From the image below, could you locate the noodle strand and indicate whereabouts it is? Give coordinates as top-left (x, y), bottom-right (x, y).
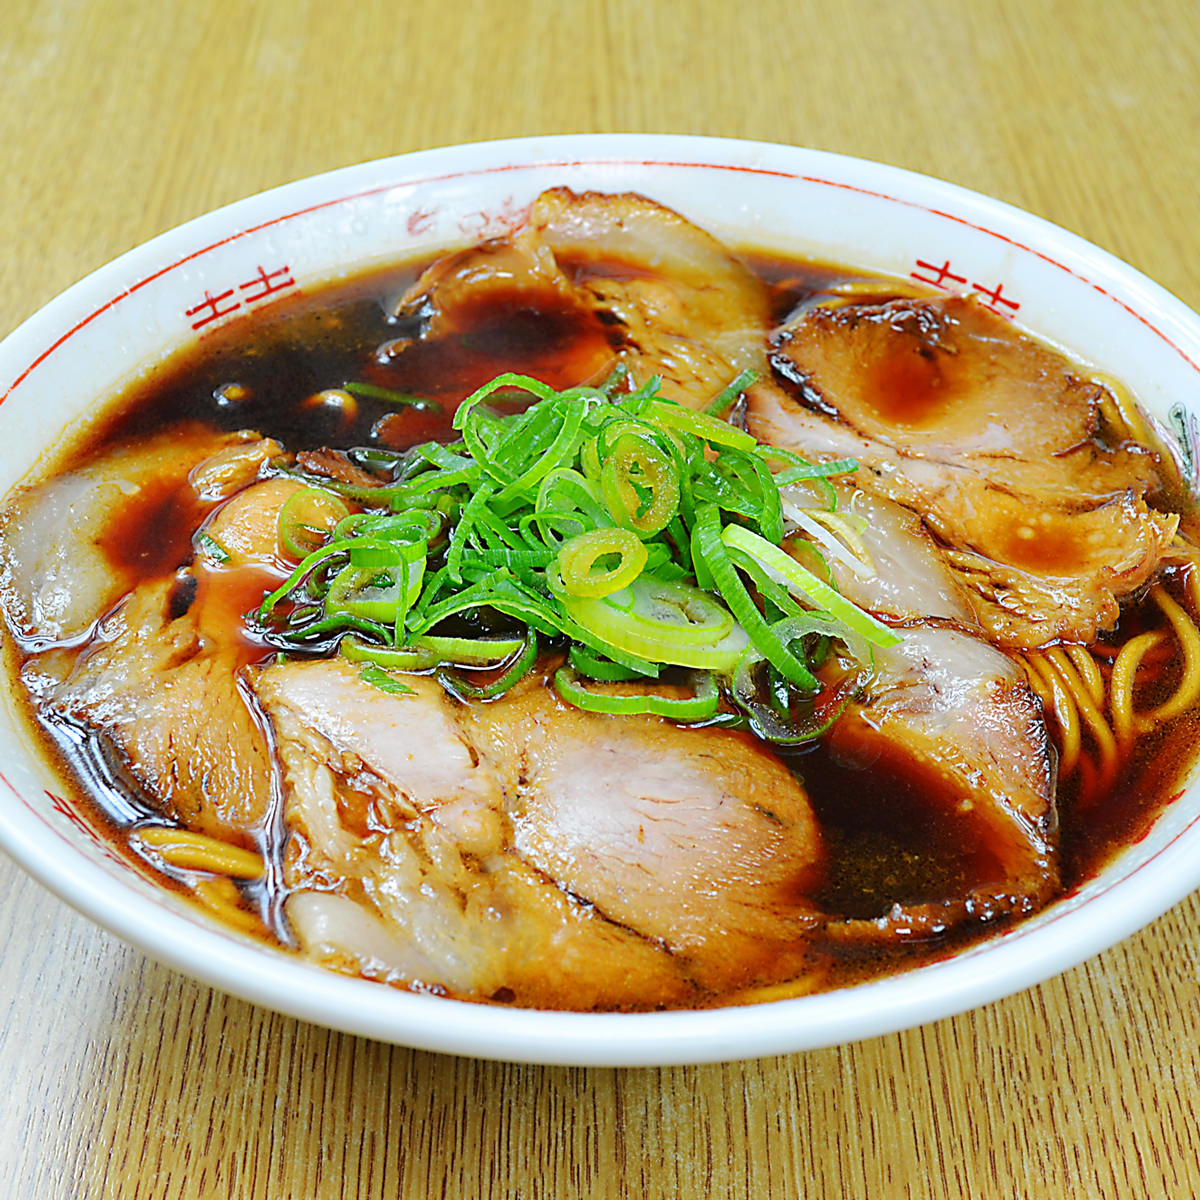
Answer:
top-left (1044, 647), bottom-right (1120, 804)
top-left (136, 826), bottom-right (265, 879)
top-left (1148, 583), bottom-right (1200, 724)
top-left (192, 878), bottom-right (266, 935)
top-left (1065, 643), bottom-right (1105, 706)
top-left (1024, 652), bottom-right (1082, 776)
top-left (1023, 570), bottom-right (1200, 803)
top-left (1110, 630), bottom-right (1165, 748)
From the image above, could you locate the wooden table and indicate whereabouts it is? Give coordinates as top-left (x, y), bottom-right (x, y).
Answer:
top-left (2, 1), bottom-right (1199, 1195)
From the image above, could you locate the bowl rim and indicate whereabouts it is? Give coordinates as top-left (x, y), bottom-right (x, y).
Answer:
top-left (2, 133), bottom-right (1200, 1066)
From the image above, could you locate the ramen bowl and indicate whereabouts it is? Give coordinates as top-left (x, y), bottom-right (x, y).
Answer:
top-left (1, 135), bottom-right (1199, 1066)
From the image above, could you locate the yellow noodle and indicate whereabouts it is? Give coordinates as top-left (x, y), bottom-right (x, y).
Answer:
top-left (1023, 573), bottom-right (1200, 795)
top-left (1044, 647), bottom-right (1120, 797)
top-left (1065, 644), bottom-right (1105, 706)
top-left (193, 878), bottom-right (264, 935)
top-left (1021, 657), bottom-right (1055, 711)
top-left (1146, 584), bottom-right (1200, 723)
top-left (1110, 631), bottom-right (1166, 748)
top-left (137, 826), bottom-right (265, 879)
top-left (1045, 648), bottom-right (1103, 726)
top-left (1024, 653), bottom-right (1082, 776)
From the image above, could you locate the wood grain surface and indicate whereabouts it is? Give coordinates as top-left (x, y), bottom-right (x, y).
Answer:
top-left (2, 1), bottom-right (1200, 1196)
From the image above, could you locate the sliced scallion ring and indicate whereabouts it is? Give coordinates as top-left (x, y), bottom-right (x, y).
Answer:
top-left (731, 630), bottom-right (863, 745)
top-left (558, 589), bottom-right (748, 670)
top-left (557, 528), bottom-right (649, 598)
top-left (278, 488), bottom-right (353, 559)
top-left (341, 632), bottom-right (527, 670)
top-left (567, 643), bottom-right (650, 682)
top-left (600, 431), bottom-right (680, 536)
top-left (438, 629), bottom-right (539, 700)
top-left (553, 666), bottom-right (720, 719)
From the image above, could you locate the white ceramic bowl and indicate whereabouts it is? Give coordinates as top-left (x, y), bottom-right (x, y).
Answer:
top-left (2, 135), bottom-right (1200, 1066)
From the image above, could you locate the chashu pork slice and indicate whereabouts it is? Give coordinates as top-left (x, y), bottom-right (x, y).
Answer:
top-left (822, 626), bottom-right (1058, 943)
top-left (24, 471), bottom-right (298, 841)
top-left (0, 426), bottom-right (276, 646)
top-left (752, 294), bottom-right (1178, 647)
top-left (465, 680), bottom-right (824, 990)
top-left (257, 665), bottom-right (695, 1010)
top-left (809, 484), bottom-right (980, 626)
top-left (252, 660), bottom-right (826, 1008)
top-left (32, 574), bottom-right (277, 841)
top-left (790, 486), bottom-right (1059, 940)
top-left (527, 188), bottom-right (771, 407)
top-left (391, 188), bottom-right (771, 412)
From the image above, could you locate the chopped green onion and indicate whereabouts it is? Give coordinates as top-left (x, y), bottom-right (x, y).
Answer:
top-left (439, 630), bottom-right (539, 699)
top-left (446, 480), bottom-right (494, 582)
top-left (196, 531), bottom-right (231, 564)
top-left (731, 633), bottom-right (861, 745)
top-left (256, 369), bottom-right (892, 736)
top-left (358, 663), bottom-right (417, 695)
top-left (417, 634), bottom-right (525, 663)
top-left (645, 400), bottom-right (757, 450)
top-left (704, 368), bottom-right (758, 416)
top-left (692, 503), bottom-right (819, 692)
top-left (720, 523), bottom-right (900, 650)
top-left (553, 667), bottom-right (720, 719)
top-left (278, 488), bottom-right (353, 559)
top-left (567, 643), bottom-right (649, 682)
top-left (600, 432), bottom-right (680, 535)
top-left (557, 579), bottom-right (749, 671)
top-left (341, 632), bottom-right (525, 671)
top-left (344, 381), bottom-right (441, 410)
top-left (557, 528), bottom-right (648, 598)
